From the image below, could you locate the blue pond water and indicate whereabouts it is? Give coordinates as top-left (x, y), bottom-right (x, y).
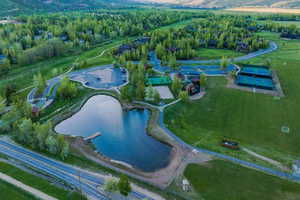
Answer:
top-left (55, 95), bottom-right (172, 172)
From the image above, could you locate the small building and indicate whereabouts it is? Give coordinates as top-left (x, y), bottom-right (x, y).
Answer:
top-left (292, 160), bottom-right (300, 175)
top-left (182, 179), bottom-right (191, 192)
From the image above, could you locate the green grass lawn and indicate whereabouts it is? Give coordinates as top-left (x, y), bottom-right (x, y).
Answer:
top-left (164, 32), bottom-right (300, 165)
top-left (196, 48), bottom-right (244, 60)
top-left (0, 161), bottom-right (85, 200)
top-left (0, 179), bottom-right (39, 200)
top-left (184, 160), bottom-right (300, 200)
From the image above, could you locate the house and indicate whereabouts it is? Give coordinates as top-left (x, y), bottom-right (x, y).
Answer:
top-left (292, 160), bottom-right (300, 175)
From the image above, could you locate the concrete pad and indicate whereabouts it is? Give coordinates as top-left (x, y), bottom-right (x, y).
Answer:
top-left (88, 68), bottom-right (113, 83)
top-left (154, 86), bottom-right (174, 99)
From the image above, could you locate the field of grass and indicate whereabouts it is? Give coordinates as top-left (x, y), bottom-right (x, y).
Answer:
top-left (184, 160), bottom-right (300, 200)
top-left (0, 161), bottom-right (85, 200)
top-left (0, 179), bottom-right (38, 200)
top-left (196, 48), bottom-right (244, 60)
top-left (164, 32), bottom-right (300, 165)
top-left (227, 7), bottom-right (300, 14)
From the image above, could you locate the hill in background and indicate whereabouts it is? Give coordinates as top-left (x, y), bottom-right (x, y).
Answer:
top-left (0, 0), bottom-right (134, 16)
top-left (134, 0), bottom-right (300, 8)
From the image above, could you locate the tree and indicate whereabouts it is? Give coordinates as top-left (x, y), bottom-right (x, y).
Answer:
top-left (154, 90), bottom-right (160, 104)
top-left (120, 86), bottom-right (133, 102)
top-left (57, 77), bottom-right (78, 99)
top-left (0, 96), bottom-right (5, 114)
top-left (136, 82), bottom-right (145, 101)
top-left (145, 86), bottom-right (155, 102)
top-left (168, 54), bottom-right (178, 70)
top-left (0, 58), bottom-right (11, 75)
top-left (179, 91), bottom-right (189, 103)
top-left (220, 56), bottom-right (229, 70)
top-left (45, 135), bottom-right (59, 155)
top-left (117, 175), bottom-right (131, 197)
top-left (171, 76), bottom-right (182, 98)
top-left (34, 122), bottom-right (51, 150)
top-left (4, 84), bottom-right (16, 105)
top-left (200, 74), bottom-right (207, 88)
top-left (17, 118), bottom-right (34, 145)
top-left (0, 106), bottom-right (20, 133)
top-left (104, 178), bottom-right (118, 197)
top-left (33, 73), bottom-right (47, 96)
top-left (60, 141), bottom-right (69, 160)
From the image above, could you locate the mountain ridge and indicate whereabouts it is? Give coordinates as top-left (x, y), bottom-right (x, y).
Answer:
top-left (134, 0), bottom-right (300, 8)
top-left (0, 0), bottom-right (134, 16)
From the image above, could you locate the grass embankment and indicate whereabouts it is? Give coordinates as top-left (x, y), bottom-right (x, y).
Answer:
top-left (0, 161), bottom-right (85, 200)
top-left (0, 179), bottom-right (39, 200)
top-left (184, 160), bottom-right (300, 200)
top-left (164, 32), bottom-right (300, 166)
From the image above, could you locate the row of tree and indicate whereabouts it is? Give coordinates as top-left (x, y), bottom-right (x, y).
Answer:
top-left (120, 62), bottom-right (146, 102)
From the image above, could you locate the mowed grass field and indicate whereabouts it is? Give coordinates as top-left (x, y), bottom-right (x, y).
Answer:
top-left (196, 48), bottom-right (244, 60)
top-left (184, 160), bottom-right (300, 200)
top-left (164, 32), bottom-right (300, 163)
top-left (0, 162), bottom-right (85, 200)
top-left (0, 179), bottom-right (39, 200)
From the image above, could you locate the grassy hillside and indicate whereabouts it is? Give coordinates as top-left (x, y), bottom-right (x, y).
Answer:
top-left (136, 0), bottom-right (300, 8)
top-left (0, 0), bottom-right (133, 16)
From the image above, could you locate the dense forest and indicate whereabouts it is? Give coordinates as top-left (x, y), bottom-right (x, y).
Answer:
top-left (0, 10), bottom-right (204, 74)
top-left (116, 15), bottom-right (269, 63)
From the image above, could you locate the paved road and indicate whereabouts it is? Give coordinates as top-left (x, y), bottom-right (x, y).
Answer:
top-left (0, 140), bottom-right (155, 200)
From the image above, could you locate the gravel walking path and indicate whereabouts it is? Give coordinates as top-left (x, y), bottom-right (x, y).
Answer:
top-left (0, 172), bottom-right (58, 200)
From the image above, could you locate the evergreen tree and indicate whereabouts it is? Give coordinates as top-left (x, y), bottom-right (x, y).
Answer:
top-left (117, 175), bottom-right (131, 197)
top-left (221, 56), bottom-right (229, 70)
top-left (171, 76), bottom-right (182, 98)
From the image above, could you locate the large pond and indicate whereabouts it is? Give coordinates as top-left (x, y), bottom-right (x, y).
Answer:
top-left (55, 95), bottom-right (172, 172)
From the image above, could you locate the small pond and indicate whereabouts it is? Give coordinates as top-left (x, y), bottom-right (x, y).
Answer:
top-left (55, 95), bottom-right (172, 172)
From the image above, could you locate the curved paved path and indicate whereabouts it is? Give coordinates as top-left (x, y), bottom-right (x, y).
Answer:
top-left (177, 42), bottom-right (278, 64)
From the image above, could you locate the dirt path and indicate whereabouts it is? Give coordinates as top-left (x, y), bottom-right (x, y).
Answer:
top-left (242, 147), bottom-right (289, 171)
top-left (0, 172), bottom-right (58, 200)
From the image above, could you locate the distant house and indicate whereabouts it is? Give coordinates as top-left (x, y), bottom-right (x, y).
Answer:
top-left (292, 160), bottom-right (300, 175)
